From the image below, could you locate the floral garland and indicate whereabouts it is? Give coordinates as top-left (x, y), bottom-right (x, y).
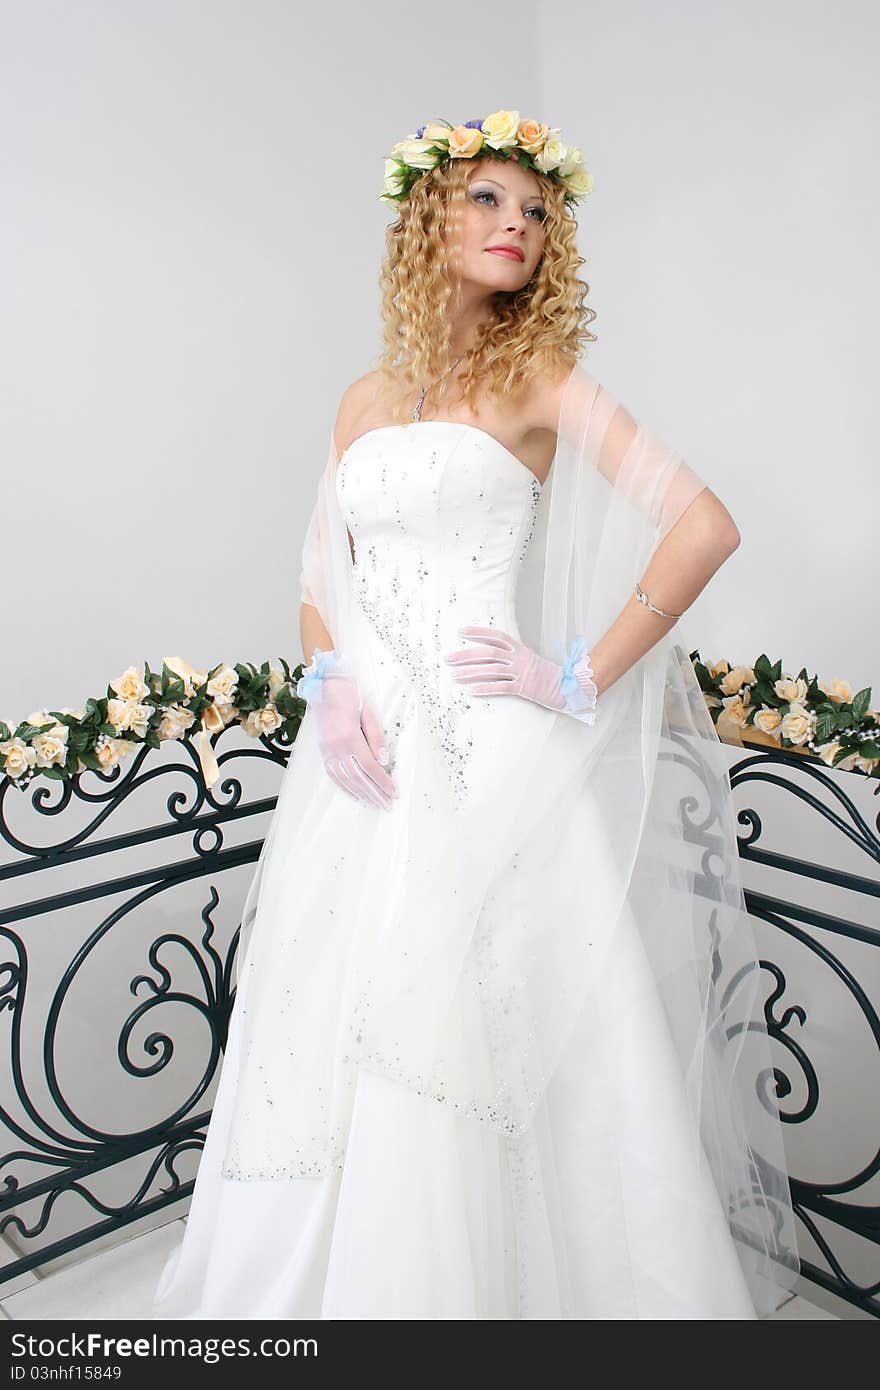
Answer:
top-left (690, 650), bottom-right (879, 777)
top-left (380, 109), bottom-right (594, 208)
top-left (1, 650), bottom-right (878, 792)
top-left (0, 657), bottom-right (307, 792)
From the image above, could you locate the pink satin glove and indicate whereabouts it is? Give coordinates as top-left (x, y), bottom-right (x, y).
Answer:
top-left (444, 626), bottom-right (599, 724)
top-left (296, 648), bottom-right (398, 810)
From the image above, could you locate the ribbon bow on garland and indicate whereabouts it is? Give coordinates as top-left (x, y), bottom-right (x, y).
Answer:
top-left (162, 656), bottom-right (226, 789)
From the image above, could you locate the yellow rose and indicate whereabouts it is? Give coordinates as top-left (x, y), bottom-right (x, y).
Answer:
top-left (268, 667), bottom-right (286, 701)
top-left (394, 137), bottom-right (443, 170)
top-left (447, 126), bottom-right (484, 158)
top-left (707, 659), bottom-right (730, 678)
top-left (110, 666), bottom-right (149, 702)
top-left (481, 109), bottom-right (521, 149)
top-left (856, 753), bottom-right (880, 772)
top-left (562, 166), bottom-right (595, 199)
top-left (780, 704), bottom-right (812, 745)
top-left (1, 737), bottom-right (37, 779)
top-left (775, 676), bottom-right (808, 704)
top-left (721, 692), bottom-right (751, 727)
top-left (516, 119), bottom-right (549, 154)
top-left (32, 724), bottom-right (69, 768)
top-left (720, 665), bottom-right (754, 696)
top-left (753, 708), bottom-right (782, 738)
top-left (243, 706), bottom-right (283, 738)
top-left (818, 677), bottom-right (853, 704)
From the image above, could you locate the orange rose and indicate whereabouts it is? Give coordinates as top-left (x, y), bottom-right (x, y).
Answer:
top-left (447, 126), bottom-right (484, 158)
top-left (516, 119), bottom-right (549, 154)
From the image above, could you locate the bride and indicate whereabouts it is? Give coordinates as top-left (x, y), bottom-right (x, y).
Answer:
top-left (152, 109), bottom-right (801, 1320)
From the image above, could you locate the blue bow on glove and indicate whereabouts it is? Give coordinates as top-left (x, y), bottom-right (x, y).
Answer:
top-left (296, 648), bottom-right (334, 705)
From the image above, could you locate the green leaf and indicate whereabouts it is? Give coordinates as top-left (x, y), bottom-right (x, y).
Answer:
top-left (814, 708), bottom-right (835, 743)
top-left (692, 660), bottom-right (716, 694)
top-left (754, 654), bottom-right (773, 681)
top-left (852, 687), bottom-right (872, 721)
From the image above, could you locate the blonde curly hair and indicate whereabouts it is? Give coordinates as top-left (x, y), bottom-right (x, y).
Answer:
top-left (374, 155), bottom-right (597, 423)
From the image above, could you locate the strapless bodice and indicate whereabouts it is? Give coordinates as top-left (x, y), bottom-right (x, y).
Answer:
top-left (337, 420), bottom-right (542, 619)
top-left (335, 420), bottom-right (546, 800)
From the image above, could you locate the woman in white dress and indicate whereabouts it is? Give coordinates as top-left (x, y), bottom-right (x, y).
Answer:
top-left (152, 109), bottom-right (801, 1320)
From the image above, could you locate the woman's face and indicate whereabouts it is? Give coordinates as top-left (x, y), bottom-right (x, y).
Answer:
top-left (445, 155), bottom-right (547, 292)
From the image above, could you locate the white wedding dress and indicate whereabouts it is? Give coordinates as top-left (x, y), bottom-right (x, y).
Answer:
top-left (151, 421), bottom-right (760, 1320)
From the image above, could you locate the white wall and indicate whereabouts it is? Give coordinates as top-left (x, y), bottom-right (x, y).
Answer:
top-left (537, 0), bottom-right (878, 693)
top-left (0, 0), bottom-right (538, 716)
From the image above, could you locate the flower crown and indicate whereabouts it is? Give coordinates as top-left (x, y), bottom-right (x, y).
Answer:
top-left (379, 108), bottom-right (594, 209)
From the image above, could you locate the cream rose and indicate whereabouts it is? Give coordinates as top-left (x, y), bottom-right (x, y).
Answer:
top-left (267, 667), bottom-right (286, 702)
top-left (95, 738), bottom-right (121, 770)
top-left (25, 710), bottom-right (53, 729)
top-left (707, 659), bottom-right (730, 678)
top-left (207, 666), bottom-right (239, 707)
top-left (721, 693), bottom-right (751, 728)
top-left (816, 739), bottom-right (842, 766)
top-left (1, 737), bottom-right (37, 779)
top-left (775, 676), bottom-right (808, 705)
top-left (106, 698), bottom-right (151, 739)
top-left (382, 158), bottom-right (408, 198)
top-left (515, 119), bottom-right (549, 154)
top-left (393, 137), bottom-right (443, 170)
top-left (158, 704), bottom-right (196, 742)
top-left (818, 677), bottom-right (853, 704)
top-left (720, 665), bottom-right (755, 696)
top-left (447, 126), bottom-right (484, 158)
top-left (32, 724), bottom-right (69, 768)
top-left (534, 132), bottom-right (569, 173)
top-left (753, 708), bottom-right (783, 738)
top-left (562, 165), bottom-right (595, 198)
top-left (480, 109), bottom-right (520, 149)
top-left (110, 666), bottom-right (149, 702)
top-left (243, 705), bottom-right (284, 738)
top-left (780, 704), bottom-right (812, 745)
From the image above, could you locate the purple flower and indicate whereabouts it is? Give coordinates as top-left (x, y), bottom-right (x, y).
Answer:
top-left (416, 125), bottom-right (425, 138)
top-left (463, 119), bottom-right (484, 129)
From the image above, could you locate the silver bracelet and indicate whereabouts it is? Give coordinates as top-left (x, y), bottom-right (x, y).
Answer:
top-left (634, 580), bottom-right (683, 619)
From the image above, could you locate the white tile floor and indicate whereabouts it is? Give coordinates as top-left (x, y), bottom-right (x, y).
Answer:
top-left (0, 1221), bottom-right (848, 1320)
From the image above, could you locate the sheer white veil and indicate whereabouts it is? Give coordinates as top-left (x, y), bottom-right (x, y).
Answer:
top-left (225, 357), bottom-right (800, 1316)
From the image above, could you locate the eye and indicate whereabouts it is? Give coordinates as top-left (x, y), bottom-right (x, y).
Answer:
top-left (470, 189), bottom-right (547, 223)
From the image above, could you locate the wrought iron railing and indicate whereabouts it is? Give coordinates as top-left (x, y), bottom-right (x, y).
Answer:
top-left (0, 722), bottom-right (877, 1315)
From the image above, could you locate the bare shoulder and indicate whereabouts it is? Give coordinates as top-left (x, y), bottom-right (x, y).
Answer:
top-left (522, 356), bottom-right (576, 434)
top-left (332, 370), bottom-right (383, 456)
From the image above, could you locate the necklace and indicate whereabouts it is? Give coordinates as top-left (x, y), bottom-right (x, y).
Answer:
top-left (411, 354), bottom-right (463, 422)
